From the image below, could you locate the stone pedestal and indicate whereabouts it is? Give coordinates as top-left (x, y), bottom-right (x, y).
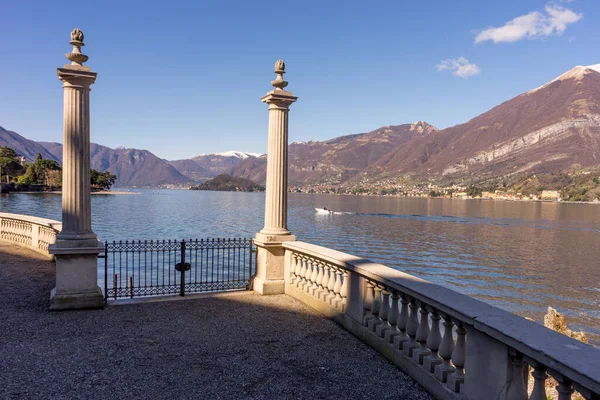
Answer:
top-left (253, 233), bottom-right (296, 294)
top-left (50, 242), bottom-right (104, 310)
top-left (254, 60), bottom-right (297, 295)
top-left (48, 28), bottom-right (103, 310)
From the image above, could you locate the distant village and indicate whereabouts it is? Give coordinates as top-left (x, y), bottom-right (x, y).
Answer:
top-left (289, 174), bottom-right (600, 203)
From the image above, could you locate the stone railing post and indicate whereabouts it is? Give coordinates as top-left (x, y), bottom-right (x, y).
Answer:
top-left (253, 60), bottom-right (297, 295)
top-left (31, 225), bottom-right (39, 250)
top-left (463, 326), bottom-right (512, 399)
top-left (343, 272), bottom-right (366, 331)
top-left (48, 28), bottom-right (104, 310)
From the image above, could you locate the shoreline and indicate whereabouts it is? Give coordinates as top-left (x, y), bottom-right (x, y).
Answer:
top-left (288, 191), bottom-right (600, 204)
top-left (3, 190), bottom-right (141, 195)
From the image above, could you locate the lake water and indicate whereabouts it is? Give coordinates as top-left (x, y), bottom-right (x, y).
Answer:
top-left (2, 189), bottom-right (599, 345)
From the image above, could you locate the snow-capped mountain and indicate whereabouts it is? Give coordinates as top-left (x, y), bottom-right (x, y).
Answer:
top-left (210, 151), bottom-right (263, 159)
top-left (169, 151), bottom-right (262, 182)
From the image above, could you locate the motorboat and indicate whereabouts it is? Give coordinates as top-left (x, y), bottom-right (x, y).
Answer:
top-left (315, 207), bottom-right (334, 214)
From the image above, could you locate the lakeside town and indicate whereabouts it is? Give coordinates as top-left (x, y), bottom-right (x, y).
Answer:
top-left (289, 172), bottom-right (600, 203)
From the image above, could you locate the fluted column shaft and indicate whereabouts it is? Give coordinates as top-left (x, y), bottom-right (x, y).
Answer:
top-left (58, 74), bottom-right (96, 241)
top-left (261, 100), bottom-right (292, 235)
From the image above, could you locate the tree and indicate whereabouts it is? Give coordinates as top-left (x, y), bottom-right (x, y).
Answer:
top-left (91, 169), bottom-right (117, 190)
top-left (24, 156), bottom-right (61, 184)
top-left (0, 146), bottom-right (19, 159)
top-left (45, 170), bottom-right (61, 187)
top-left (0, 157), bottom-right (24, 179)
top-left (466, 185), bottom-right (483, 198)
top-left (0, 147), bottom-right (24, 181)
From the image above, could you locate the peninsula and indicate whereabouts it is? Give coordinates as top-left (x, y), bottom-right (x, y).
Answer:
top-left (189, 174), bottom-right (264, 192)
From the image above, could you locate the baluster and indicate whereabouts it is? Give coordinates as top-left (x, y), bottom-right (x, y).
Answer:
top-left (505, 350), bottom-right (527, 400)
top-left (326, 265), bottom-right (336, 303)
top-left (434, 314), bottom-right (455, 382)
top-left (309, 259), bottom-right (319, 294)
top-left (298, 256), bottom-right (307, 289)
top-left (303, 258), bottom-right (313, 292)
top-left (321, 264), bottom-right (331, 302)
top-left (290, 253), bottom-right (298, 284)
top-left (332, 268), bottom-right (343, 307)
top-left (529, 363), bottom-right (548, 400)
top-left (363, 280), bottom-right (374, 326)
top-left (553, 374), bottom-right (574, 400)
top-left (574, 385), bottom-right (600, 400)
top-left (384, 290), bottom-right (399, 344)
top-left (294, 254), bottom-right (303, 285)
top-left (393, 294), bottom-right (410, 350)
top-left (339, 270), bottom-right (349, 308)
top-left (375, 289), bottom-right (391, 338)
top-left (402, 297), bottom-right (420, 356)
top-left (315, 261), bottom-right (324, 296)
top-left (368, 285), bottom-right (383, 331)
top-left (413, 302), bottom-right (431, 364)
top-left (423, 308), bottom-right (442, 373)
top-left (447, 321), bottom-right (466, 392)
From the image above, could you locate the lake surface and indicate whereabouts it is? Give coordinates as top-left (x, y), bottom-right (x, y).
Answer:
top-left (2, 189), bottom-right (599, 345)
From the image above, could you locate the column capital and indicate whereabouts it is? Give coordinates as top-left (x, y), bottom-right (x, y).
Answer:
top-left (57, 68), bottom-right (97, 87)
top-left (261, 90), bottom-right (297, 109)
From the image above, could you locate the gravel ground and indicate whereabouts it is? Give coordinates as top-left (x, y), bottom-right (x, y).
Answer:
top-left (0, 242), bottom-right (433, 400)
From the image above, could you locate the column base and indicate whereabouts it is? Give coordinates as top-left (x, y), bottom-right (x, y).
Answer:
top-left (253, 232), bottom-right (296, 296)
top-left (254, 232), bottom-right (296, 244)
top-left (49, 240), bottom-right (104, 311)
top-left (253, 276), bottom-right (285, 295)
top-left (50, 286), bottom-right (104, 310)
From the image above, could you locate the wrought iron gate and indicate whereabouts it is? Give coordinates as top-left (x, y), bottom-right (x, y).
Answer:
top-left (102, 238), bottom-right (254, 302)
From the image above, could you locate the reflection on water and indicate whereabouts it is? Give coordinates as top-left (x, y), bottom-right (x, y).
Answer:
top-left (2, 190), bottom-right (599, 345)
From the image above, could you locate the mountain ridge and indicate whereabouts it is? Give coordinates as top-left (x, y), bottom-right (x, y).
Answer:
top-left (366, 64), bottom-right (600, 183)
top-left (3, 64), bottom-right (599, 188)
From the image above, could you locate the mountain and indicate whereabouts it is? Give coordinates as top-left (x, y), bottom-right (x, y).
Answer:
top-left (0, 127), bottom-right (60, 162)
top-left (370, 64), bottom-right (600, 183)
top-left (5, 64), bottom-right (599, 188)
top-left (90, 145), bottom-right (191, 186)
top-left (230, 121), bottom-right (438, 185)
top-left (169, 151), bottom-right (263, 182)
top-left (211, 151), bottom-right (262, 159)
top-left (38, 141), bottom-right (192, 187)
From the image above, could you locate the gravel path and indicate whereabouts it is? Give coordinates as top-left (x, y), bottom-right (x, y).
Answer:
top-left (0, 242), bottom-right (433, 400)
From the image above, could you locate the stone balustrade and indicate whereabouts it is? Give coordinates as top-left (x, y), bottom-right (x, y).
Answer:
top-left (0, 212), bottom-right (62, 257)
top-left (283, 241), bottom-right (600, 400)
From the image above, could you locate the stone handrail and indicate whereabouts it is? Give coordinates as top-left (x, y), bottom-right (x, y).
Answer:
top-left (282, 241), bottom-right (600, 400)
top-left (0, 213), bottom-right (62, 257)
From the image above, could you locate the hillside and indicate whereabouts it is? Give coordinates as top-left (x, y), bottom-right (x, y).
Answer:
top-left (370, 65), bottom-right (600, 183)
top-left (230, 121), bottom-right (438, 185)
top-left (4, 64), bottom-right (600, 189)
top-left (0, 127), bottom-right (60, 162)
top-left (189, 174), bottom-right (264, 192)
top-left (169, 151), bottom-right (260, 182)
top-left (39, 142), bottom-right (192, 187)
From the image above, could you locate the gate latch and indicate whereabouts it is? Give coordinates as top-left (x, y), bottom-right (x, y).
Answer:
top-left (175, 262), bottom-right (191, 272)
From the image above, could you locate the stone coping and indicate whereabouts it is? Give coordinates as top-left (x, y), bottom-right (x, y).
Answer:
top-left (0, 212), bottom-right (62, 231)
top-left (283, 240), bottom-right (600, 394)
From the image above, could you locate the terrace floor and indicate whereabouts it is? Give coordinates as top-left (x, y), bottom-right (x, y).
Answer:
top-left (0, 242), bottom-right (433, 400)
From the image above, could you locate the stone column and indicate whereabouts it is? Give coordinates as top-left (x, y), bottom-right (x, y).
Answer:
top-left (253, 60), bottom-right (297, 295)
top-left (48, 28), bottom-right (104, 310)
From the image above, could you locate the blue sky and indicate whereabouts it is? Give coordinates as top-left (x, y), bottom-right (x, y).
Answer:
top-left (0, 0), bottom-right (597, 160)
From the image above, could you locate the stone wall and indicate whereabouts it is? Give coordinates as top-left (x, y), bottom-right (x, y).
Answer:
top-left (0, 213), bottom-right (62, 258)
